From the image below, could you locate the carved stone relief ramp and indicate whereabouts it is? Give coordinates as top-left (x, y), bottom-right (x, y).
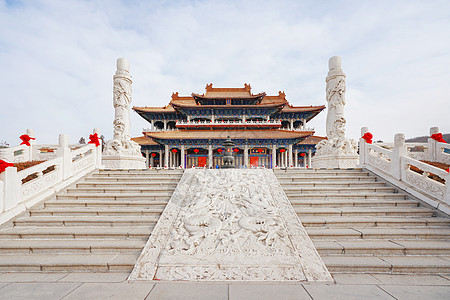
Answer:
top-left (129, 169), bottom-right (332, 282)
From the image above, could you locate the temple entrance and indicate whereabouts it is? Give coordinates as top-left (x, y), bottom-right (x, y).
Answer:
top-left (249, 147), bottom-right (270, 168)
top-left (250, 156), bottom-right (258, 167)
top-left (198, 156), bottom-right (207, 167)
top-left (186, 148), bottom-right (208, 168)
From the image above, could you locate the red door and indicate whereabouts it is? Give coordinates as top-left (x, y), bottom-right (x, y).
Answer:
top-left (250, 156), bottom-right (259, 167)
top-left (198, 156), bottom-right (207, 167)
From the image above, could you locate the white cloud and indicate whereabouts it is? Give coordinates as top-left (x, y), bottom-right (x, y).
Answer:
top-left (0, 0), bottom-right (449, 145)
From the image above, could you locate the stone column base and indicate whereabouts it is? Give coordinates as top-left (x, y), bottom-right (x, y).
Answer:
top-left (102, 155), bottom-right (146, 169)
top-left (312, 154), bottom-right (359, 169)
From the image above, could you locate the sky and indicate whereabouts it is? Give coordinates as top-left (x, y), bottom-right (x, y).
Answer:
top-left (0, 0), bottom-right (449, 146)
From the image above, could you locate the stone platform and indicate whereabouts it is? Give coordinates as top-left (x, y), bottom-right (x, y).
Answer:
top-left (129, 169), bottom-right (332, 282)
top-left (1, 272), bottom-right (450, 299)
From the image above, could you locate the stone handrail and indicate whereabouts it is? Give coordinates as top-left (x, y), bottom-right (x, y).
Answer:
top-left (436, 142), bottom-right (450, 164)
top-left (0, 144), bottom-right (33, 163)
top-left (360, 127), bottom-right (450, 214)
top-left (0, 132), bottom-right (102, 224)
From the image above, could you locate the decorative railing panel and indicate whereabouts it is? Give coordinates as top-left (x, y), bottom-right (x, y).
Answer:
top-left (401, 157), bottom-right (447, 200)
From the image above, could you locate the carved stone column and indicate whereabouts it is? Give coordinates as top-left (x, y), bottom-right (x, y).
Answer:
top-left (308, 149), bottom-right (312, 167)
top-left (312, 56), bottom-right (358, 169)
top-left (164, 145), bottom-right (169, 168)
top-left (294, 149), bottom-right (298, 168)
top-left (181, 145), bottom-right (185, 169)
top-left (288, 144), bottom-right (293, 167)
top-left (244, 144), bottom-right (249, 168)
top-left (272, 144), bottom-right (276, 168)
top-left (103, 58), bottom-right (145, 169)
top-left (208, 145), bottom-right (213, 168)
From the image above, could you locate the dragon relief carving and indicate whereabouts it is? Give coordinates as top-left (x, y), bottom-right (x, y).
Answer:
top-left (129, 169), bottom-right (332, 282)
top-left (162, 170), bottom-right (291, 259)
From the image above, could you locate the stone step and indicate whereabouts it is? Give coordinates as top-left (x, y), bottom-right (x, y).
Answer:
top-left (284, 186), bottom-right (397, 194)
top-left (98, 169), bottom-right (184, 175)
top-left (0, 253), bottom-right (139, 272)
top-left (300, 216), bottom-right (450, 228)
top-left (88, 175), bottom-right (182, 181)
top-left (277, 177), bottom-right (378, 183)
top-left (295, 207), bottom-right (433, 217)
top-left (322, 255), bottom-right (450, 274)
top-left (76, 182), bottom-right (179, 188)
top-left (314, 240), bottom-right (450, 255)
top-left (66, 186), bottom-right (176, 194)
top-left (44, 200), bottom-right (168, 208)
top-left (13, 216), bottom-right (158, 227)
top-left (290, 199), bottom-right (419, 207)
top-left (0, 226), bottom-right (152, 240)
top-left (0, 239), bottom-right (146, 254)
top-left (288, 194), bottom-right (408, 200)
top-left (29, 207), bottom-right (165, 217)
top-left (306, 227), bottom-right (450, 240)
top-left (279, 181), bottom-right (386, 188)
top-left (56, 194), bottom-right (172, 201)
top-left (274, 169), bottom-right (366, 175)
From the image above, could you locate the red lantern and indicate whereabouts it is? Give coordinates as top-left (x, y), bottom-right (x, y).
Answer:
top-left (172, 149), bottom-right (177, 153)
top-left (300, 153), bottom-right (306, 157)
top-left (280, 149), bottom-right (286, 153)
top-left (217, 148), bottom-right (223, 153)
top-left (258, 148), bottom-right (263, 153)
top-left (194, 149), bottom-right (199, 153)
top-left (151, 153), bottom-right (157, 157)
top-left (233, 148), bottom-right (239, 152)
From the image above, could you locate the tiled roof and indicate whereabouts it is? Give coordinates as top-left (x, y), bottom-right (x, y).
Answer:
top-left (297, 135), bottom-right (326, 144)
top-left (131, 136), bottom-right (160, 145)
top-left (281, 105), bottom-right (326, 113)
top-left (144, 129), bottom-right (313, 140)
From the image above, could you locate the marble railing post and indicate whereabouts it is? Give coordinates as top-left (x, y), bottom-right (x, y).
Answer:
top-left (272, 144), bottom-right (277, 168)
top-left (359, 127), bottom-right (369, 167)
top-left (93, 128), bottom-right (102, 168)
top-left (391, 133), bottom-right (407, 180)
top-left (0, 166), bottom-right (19, 212)
top-left (428, 127), bottom-right (439, 162)
top-left (57, 134), bottom-right (71, 180)
top-left (26, 129), bottom-right (35, 161)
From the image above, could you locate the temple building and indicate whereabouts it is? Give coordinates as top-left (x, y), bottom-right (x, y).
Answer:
top-left (132, 84), bottom-right (325, 168)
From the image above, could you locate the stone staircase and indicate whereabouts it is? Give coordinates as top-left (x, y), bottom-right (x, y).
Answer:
top-left (275, 168), bottom-right (450, 275)
top-left (0, 169), bottom-right (183, 272)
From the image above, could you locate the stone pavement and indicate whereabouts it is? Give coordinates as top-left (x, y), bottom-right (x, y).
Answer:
top-left (0, 272), bottom-right (449, 299)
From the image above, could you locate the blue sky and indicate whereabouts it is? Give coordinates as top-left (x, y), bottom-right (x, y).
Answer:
top-left (0, 0), bottom-right (449, 145)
